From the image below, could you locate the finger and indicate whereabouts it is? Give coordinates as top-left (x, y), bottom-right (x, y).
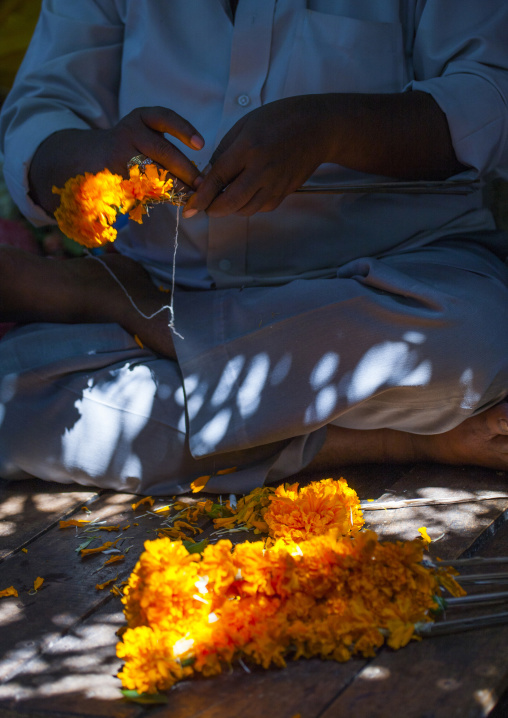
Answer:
top-left (183, 158), bottom-right (242, 216)
top-left (135, 128), bottom-right (203, 189)
top-left (138, 106), bottom-right (204, 150)
top-left (232, 187), bottom-right (286, 217)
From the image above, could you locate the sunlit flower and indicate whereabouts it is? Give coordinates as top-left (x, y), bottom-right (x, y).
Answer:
top-left (116, 523), bottom-right (464, 695)
top-left (264, 478), bottom-right (364, 543)
top-left (53, 164), bottom-right (185, 248)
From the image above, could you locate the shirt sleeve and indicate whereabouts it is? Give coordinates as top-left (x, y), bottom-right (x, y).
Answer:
top-left (0, 0), bottom-right (124, 225)
top-left (405, 0), bottom-right (508, 179)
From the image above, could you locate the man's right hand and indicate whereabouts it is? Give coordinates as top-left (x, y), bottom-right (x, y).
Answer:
top-left (28, 106), bottom-right (205, 216)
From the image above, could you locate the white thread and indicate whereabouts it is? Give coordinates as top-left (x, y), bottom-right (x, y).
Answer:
top-left (86, 204), bottom-right (184, 340)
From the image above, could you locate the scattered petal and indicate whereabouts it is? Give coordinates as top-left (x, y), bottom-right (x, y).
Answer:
top-left (190, 475), bottom-right (211, 493)
top-left (418, 527), bottom-right (432, 545)
top-left (0, 586), bottom-right (18, 598)
top-left (131, 497), bottom-right (154, 511)
top-left (104, 554), bottom-right (125, 566)
top-left (96, 576), bottom-right (118, 590)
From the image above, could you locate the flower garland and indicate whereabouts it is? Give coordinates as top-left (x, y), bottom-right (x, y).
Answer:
top-left (52, 163), bottom-right (185, 248)
top-left (117, 530), bottom-right (464, 696)
top-left (116, 478), bottom-right (465, 699)
top-left (188, 477), bottom-right (365, 543)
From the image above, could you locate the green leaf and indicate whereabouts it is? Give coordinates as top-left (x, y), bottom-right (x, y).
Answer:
top-left (75, 538), bottom-right (95, 553)
top-left (184, 538), bottom-right (209, 554)
top-left (206, 503), bottom-right (233, 519)
top-left (121, 690), bottom-right (168, 704)
top-left (430, 594), bottom-right (448, 615)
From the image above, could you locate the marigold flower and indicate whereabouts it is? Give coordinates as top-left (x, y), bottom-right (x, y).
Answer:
top-left (53, 164), bottom-right (185, 249)
top-left (116, 526), bottom-right (464, 694)
top-left (264, 478), bottom-right (364, 543)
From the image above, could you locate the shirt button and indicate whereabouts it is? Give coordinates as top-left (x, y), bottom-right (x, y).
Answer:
top-left (219, 258), bottom-right (232, 271)
top-left (237, 94), bottom-right (250, 107)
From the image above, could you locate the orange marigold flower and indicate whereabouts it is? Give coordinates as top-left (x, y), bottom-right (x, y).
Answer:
top-left (264, 478), bottom-right (364, 543)
top-left (53, 169), bottom-right (125, 248)
top-left (53, 164), bottom-right (185, 248)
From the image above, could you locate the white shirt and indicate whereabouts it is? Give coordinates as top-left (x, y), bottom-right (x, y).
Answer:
top-left (2, 0), bottom-right (508, 289)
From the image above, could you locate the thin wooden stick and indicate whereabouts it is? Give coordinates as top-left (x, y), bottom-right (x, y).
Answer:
top-left (360, 493), bottom-right (508, 511)
top-left (416, 611), bottom-right (508, 637)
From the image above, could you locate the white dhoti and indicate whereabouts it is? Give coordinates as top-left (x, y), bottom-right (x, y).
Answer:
top-left (1, 239), bottom-right (508, 495)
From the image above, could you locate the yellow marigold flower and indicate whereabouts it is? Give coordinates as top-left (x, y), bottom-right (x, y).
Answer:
top-left (59, 519), bottom-right (91, 528)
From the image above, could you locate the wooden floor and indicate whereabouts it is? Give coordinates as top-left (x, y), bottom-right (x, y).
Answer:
top-left (2, 462), bottom-right (508, 718)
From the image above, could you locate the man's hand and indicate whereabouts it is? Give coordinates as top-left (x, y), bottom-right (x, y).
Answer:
top-left (183, 91), bottom-right (465, 219)
top-left (183, 96), bottom-right (333, 218)
top-left (29, 106), bottom-right (205, 215)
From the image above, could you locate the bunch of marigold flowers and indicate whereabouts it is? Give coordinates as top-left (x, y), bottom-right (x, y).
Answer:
top-left (52, 164), bottom-right (185, 248)
top-left (116, 527), bottom-right (464, 696)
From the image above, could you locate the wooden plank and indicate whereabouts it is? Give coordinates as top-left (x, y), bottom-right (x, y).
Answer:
top-left (0, 598), bottom-right (143, 718)
top-left (149, 658), bottom-right (367, 718)
top-left (0, 478), bottom-right (98, 561)
top-left (318, 627), bottom-right (508, 718)
top-left (476, 517), bottom-right (508, 559)
top-left (314, 463), bottom-right (508, 718)
top-left (362, 464), bottom-right (508, 559)
top-left (289, 462), bottom-right (409, 500)
top-left (0, 491), bottom-right (183, 684)
top-left (2, 463), bottom-right (506, 718)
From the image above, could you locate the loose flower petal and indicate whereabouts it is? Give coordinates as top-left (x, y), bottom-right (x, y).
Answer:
top-left (132, 497), bottom-right (154, 511)
top-left (0, 586), bottom-right (18, 598)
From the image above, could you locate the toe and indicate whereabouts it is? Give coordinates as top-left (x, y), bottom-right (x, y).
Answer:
top-left (482, 401), bottom-right (508, 436)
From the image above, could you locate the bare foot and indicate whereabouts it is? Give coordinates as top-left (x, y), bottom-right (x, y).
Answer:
top-left (309, 402), bottom-right (508, 472)
top-left (417, 401), bottom-right (508, 470)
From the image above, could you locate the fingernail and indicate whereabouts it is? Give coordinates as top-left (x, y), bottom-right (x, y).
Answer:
top-left (500, 419), bottom-right (508, 433)
top-left (190, 134), bottom-right (204, 150)
top-left (193, 176), bottom-right (203, 189)
top-left (183, 208), bottom-right (198, 219)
